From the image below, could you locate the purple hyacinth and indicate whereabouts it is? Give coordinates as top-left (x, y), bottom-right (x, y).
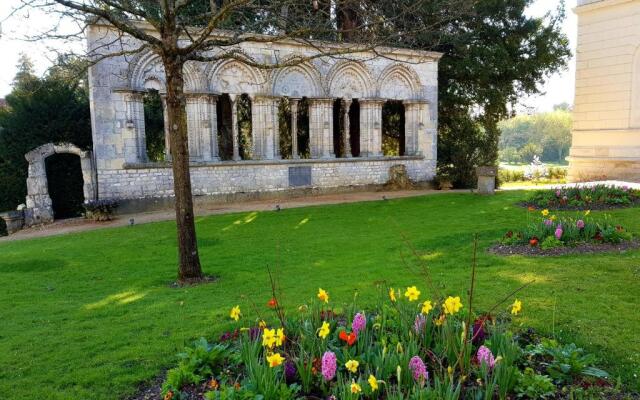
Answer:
top-left (477, 345), bottom-right (496, 369)
top-left (555, 226), bottom-right (563, 240)
top-left (352, 312), bottom-right (366, 335)
top-left (284, 361), bottom-right (297, 382)
top-left (321, 351), bottom-right (337, 381)
top-left (472, 319), bottom-right (487, 345)
top-left (408, 356), bottom-right (428, 383)
top-left (544, 219), bottom-right (553, 227)
top-left (414, 314), bottom-right (426, 334)
top-left (576, 219), bottom-right (585, 229)
top-left (556, 190), bottom-right (561, 197)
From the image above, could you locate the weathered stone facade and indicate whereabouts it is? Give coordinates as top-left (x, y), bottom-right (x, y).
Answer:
top-left (86, 22), bottom-right (441, 207)
top-left (569, 0), bottom-right (640, 182)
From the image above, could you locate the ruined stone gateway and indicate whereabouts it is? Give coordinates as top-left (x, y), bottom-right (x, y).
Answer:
top-left (24, 21), bottom-right (442, 222)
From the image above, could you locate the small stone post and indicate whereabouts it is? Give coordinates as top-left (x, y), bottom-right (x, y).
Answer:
top-left (476, 166), bottom-right (498, 195)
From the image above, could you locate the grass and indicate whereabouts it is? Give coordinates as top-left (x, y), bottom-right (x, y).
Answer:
top-left (1, 191), bottom-right (639, 399)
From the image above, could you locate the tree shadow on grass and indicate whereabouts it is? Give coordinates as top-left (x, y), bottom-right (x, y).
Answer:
top-left (0, 259), bottom-right (67, 274)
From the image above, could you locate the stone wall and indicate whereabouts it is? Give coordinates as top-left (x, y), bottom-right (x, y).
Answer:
top-left (87, 22), bottom-right (441, 204)
top-left (569, 0), bottom-right (640, 182)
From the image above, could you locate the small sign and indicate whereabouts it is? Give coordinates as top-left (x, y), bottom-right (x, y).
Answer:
top-left (289, 166), bottom-right (312, 187)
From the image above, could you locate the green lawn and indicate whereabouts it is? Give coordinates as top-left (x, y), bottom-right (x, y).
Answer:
top-left (1, 191), bottom-right (639, 399)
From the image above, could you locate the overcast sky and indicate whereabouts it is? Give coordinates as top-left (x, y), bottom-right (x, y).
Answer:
top-left (0, 0), bottom-right (578, 113)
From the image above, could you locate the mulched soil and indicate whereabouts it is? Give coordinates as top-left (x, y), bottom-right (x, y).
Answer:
top-left (519, 198), bottom-right (640, 211)
top-left (489, 240), bottom-right (640, 257)
top-left (127, 376), bottom-right (212, 400)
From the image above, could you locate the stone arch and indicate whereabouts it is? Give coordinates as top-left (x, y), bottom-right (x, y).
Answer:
top-left (630, 45), bottom-right (640, 128)
top-left (377, 63), bottom-right (422, 100)
top-left (129, 51), bottom-right (166, 92)
top-left (24, 143), bottom-right (96, 226)
top-left (207, 58), bottom-right (265, 95)
top-left (326, 61), bottom-right (373, 99)
top-left (271, 60), bottom-right (323, 98)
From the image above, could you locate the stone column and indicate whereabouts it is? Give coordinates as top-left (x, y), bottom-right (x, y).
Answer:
top-left (24, 144), bottom-right (54, 225)
top-left (120, 90), bottom-right (147, 163)
top-left (186, 93), bottom-right (220, 162)
top-left (308, 98), bottom-right (335, 159)
top-left (290, 98), bottom-right (300, 160)
top-left (230, 94), bottom-right (241, 161)
top-left (404, 100), bottom-right (429, 156)
top-left (343, 99), bottom-right (352, 158)
top-left (268, 97), bottom-right (281, 160)
top-left (359, 99), bottom-right (384, 157)
top-left (161, 96), bottom-right (171, 161)
top-left (251, 96), bottom-right (279, 160)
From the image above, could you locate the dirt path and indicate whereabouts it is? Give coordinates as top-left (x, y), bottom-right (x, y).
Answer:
top-left (1, 188), bottom-right (468, 242)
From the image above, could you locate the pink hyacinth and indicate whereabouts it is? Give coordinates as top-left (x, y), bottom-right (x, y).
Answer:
top-left (408, 356), bottom-right (428, 383)
top-left (477, 345), bottom-right (496, 369)
top-left (556, 190), bottom-right (561, 197)
top-left (321, 351), bottom-right (337, 381)
top-left (576, 219), bottom-right (585, 229)
top-left (555, 226), bottom-right (563, 240)
top-left (352, 313), bottom-right (366, 335)
top-left (414, 314), bottom-right (426, 334)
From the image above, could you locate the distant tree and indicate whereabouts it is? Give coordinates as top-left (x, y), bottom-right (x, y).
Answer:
top-left (553, 102), bottom-right (572, 112)
top-left (498, 146), bottom-right (522, 164)
top-left (12, 53), bottom-right (38, 90)
top-left (519, 142), bottom-right (543, 163)
top-left (539, 110), bottom-right (572, 162)
top-left (0, 58), bottom-right (91, 212)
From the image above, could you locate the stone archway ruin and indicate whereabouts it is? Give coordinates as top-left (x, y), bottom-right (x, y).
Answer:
top-left (24, 143), bottom-right (96, 226)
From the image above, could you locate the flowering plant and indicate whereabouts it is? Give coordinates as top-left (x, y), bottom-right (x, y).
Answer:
top-left (526, 184), bottom-right (640, 210)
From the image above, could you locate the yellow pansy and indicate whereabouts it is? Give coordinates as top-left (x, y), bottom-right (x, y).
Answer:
top-left (276, 328), bottom-right (286, 346)
top-left (421, 300), bottom-right (434, 315)
top-left (511, 299), bottom-right (522, 315)
top-left (350, 381), bottom-right (362, 394)
top-left (266, 353), bottom-right (285, 367)
top-left (443, 296), bottom-right (463, 315)
top-left (229, 306), bottom-right (241, 321)
top-left (345, 359), bottom-right (359, 373)
top-left (404, 286), bottom-right (421, 301)
top-left (541, 209), bottom-right (549, 217)
top-left (317, 288), bottom-right (329, 303)
top-left (262, 328), bottom-right (276, 348)
top-left (318, 321), bottom-right (330, 339)
top-left (368, 375), bottom-right (378, 391)
top-left (389, 288), bottom-right (397, 302)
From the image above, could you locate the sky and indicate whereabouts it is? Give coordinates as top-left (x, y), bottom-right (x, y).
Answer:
top-left (0, 0), bottom-right (578, 113)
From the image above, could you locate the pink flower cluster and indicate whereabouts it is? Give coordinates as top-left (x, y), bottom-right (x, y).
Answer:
top-left (576, 219), bottom-right (585, 229)
top-left (408, 356), bottom-right (428, 383)
top-left (352, 313), bottom-right (366, 335)
top-left (555, 225), bottom-right (563, 240)
top-left (476, 345), bottom-right (496, 369)
top-left (321, 351), bottom-right (336, 381)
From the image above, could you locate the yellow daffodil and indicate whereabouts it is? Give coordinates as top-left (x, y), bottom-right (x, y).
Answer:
top-left (317, 288), bottom-right (329, 303)
top-left (443, 296), bottom-right (463, 315)
top-left (550, 215), bottom-right (557, 221)
top-left (368, 375), bottom-right (378, 391)
top-left (389, 288), bottom-right (397, 302)
top-left (585, 210), bottom-right (591, 216)
top-left (276, 328), bottom-right (286, 346)
top-left (421, 300), bottom-right (434, 315)
top-left (345, 359), bottom-right (359, 373)
top-left (350, 381), bottom-right (362, 394)
top-left (229, 306), bottom-right (241, 321)
top-left (541, 209), bottom-right (549, 217)
top-left (511, 299), bottom-right (522, 315)
top-left (435, 314), bottom-right (446, 326)
top-left (447, 366), bottom-right (454, 376)
top-left (266, 353), bottom-right (285, 368)
top-left (317, 321), bottom-right (330, 339)
top-left (404, 286), bottom-right (421, 301)
top-left (262, 328), bottom-right (276, 348)
top-left (258, 320), bottom-right (267, 329)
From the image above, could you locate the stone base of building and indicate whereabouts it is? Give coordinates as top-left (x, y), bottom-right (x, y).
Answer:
top-left (115, 180), bottom-right (435, 215)
top-left (567, 157), bottom-right (640, 183)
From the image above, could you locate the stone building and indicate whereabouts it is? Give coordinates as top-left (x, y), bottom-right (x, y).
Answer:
top-left (23, 21), bottom-right (441, 223)
top-left (569, 0), bottom-right (640, 181)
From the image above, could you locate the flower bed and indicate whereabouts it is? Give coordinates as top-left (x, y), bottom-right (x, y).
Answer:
top-left (148, 285), bottom-right (622, 400)
top-left (524, 185), bottom-right (640, 211)
top-left (491, 209), bottom-right (636, 256)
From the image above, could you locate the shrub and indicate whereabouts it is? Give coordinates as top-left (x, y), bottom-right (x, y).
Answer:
top-left (0, 217), bottom-right (7, 237)
top-left (526, 185), bottom-right (640, 210)
top-left (515, 368), bottom-right (555, 398)
top-left (83, 199), bottom-right (119, 221)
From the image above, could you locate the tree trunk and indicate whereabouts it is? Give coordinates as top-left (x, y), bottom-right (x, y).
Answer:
top-left (162, 54), bottom-right (204, 283)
